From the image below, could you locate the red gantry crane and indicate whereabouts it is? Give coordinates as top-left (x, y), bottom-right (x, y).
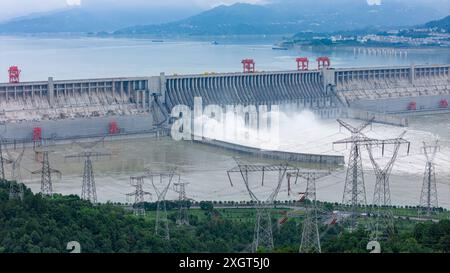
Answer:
top-left (241, 59), bottom-right (255, 73)
top-left (296, 57), bottom-right (309, 71)
top-left (8, 66), bottom-right (21, 83)
top-left (316, 57), bottom-right (331, 70)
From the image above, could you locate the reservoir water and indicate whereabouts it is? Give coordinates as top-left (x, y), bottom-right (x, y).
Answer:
top-left (0, 36), bottom-right (449, 82)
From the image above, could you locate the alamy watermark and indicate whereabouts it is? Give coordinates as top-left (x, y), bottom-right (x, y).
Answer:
top-left (170, 97), bottom-right (281, 149)
top-left (171, 97), bottom-right (280, 148)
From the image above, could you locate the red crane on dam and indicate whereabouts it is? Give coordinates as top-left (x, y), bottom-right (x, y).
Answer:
top-left (241, 59), bottom-right (255, 73)
top-left (8, 66), bottom-right (21, 83)
top-left (296, 57), bottom-right (309, 71)
top-left (316, 57), bottom-right (331, 70)
top-left (407, 101), bottom-right (417, 111)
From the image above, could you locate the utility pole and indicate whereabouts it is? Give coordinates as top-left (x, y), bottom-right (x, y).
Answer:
top-left (173, 179), bottom-right (190, 226)
top-left (149, 171), bottom-right (176, 240)
top-left (365, 132), bottom-right (409, 240)
top-left (227, 163), bottom-right (293, 253)
top-left (31, 150), bottom-right (61, 197)
top-left (126, 176), bottom-right (152, 216)
top-left (419, 140), bottom-right (439, 217)
top-left (287, 170), bottom-right (330, 253)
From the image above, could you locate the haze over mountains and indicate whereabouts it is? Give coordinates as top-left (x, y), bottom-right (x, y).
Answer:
top-left (0, 0), bottom-right (448, 35)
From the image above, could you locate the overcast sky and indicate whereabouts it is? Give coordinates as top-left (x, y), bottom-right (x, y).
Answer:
top-left (0, 0), bottom-right (448, 21)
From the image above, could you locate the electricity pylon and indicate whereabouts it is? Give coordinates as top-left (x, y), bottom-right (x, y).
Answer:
top-left (333, 118), bottom-right (374, 230)
top-left (0, 139), bottom-right (5, 181)
top-left (149, 171), bottom-right (176, 240)
top-left (333, 118), bottom-right (411, 231)
top-left (7, 145), bottom-right (26, 201)
top-left (173, 178), bottom-right (190, 226)
top-left (419, 140), bottom-right (439, 217)
top-left (287, 170), bottom-right (331, 253)
top-left (126, 176), bottom-right (152, 216)
top-left (31, 150), bottom-right (61, 197)
top-left (365, 131), bottom-right (409, 240)
top-left (65, 138), bottom-right (111, 204)
top-left (0, 139), bottom-right (12, 182)
top-left (227, 163), bottom-right (293, 253)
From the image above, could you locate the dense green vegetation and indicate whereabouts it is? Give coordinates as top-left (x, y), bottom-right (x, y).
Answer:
top-left (0, 181), bottom-right (449, 253)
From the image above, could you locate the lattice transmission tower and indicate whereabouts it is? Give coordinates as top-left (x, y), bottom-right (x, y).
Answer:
top-left (66, 138), bottom-right (111, 204)
top-left (149, 170), bottom-right (177, 240)
top-left (31, 150), bottom-right (61, 197)
top-left (365, 132), bottom-right (409, 240)
top-left (287, 170), bottom-right (331, 253)
top-left (126, 176), bottom-right (152, 216)
top-left (7, 145), bottom-right (26, 201)
top-left (333, 118), bottom-right (374, 230)
top-left (419, 140), bottom-right (440, 217)
top-left (227, 163), bottom-right (292, 253)
top-left (173, 179), bottom-right (190, 226)
top-left (0, 139), bottom-right (6, 181)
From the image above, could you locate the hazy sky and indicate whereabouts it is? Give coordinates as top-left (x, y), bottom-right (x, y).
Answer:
top-left (0, 0), bottom-right (448, 21)
top-left (0, 0), bottom-right (266, 20)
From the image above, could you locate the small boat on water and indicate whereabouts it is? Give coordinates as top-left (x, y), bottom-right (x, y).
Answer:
top-left (272, 45), bottom-right (289, 50)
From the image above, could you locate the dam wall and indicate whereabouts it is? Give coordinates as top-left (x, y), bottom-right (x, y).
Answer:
top-left (335, 64), bottom-right (450, 113)
top-left (0, 64), bottom-right (448, 125)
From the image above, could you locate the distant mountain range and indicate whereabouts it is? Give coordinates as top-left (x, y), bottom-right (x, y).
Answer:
top-left (0, 6), bottom-right (201, 33)
top-left (0, 0), bottom-right (448, 35)
top-left (425, 15), bottom-right (450, 32)
top-left (115, 1), bottom-right (449, 35)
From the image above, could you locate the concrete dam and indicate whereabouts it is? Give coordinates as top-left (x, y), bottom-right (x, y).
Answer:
top-left (0, 64), bottom-right (449, 143)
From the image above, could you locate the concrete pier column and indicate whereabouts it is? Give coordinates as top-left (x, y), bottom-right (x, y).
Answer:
top-left (142, 90), bottom-right (146, 109)
top-left (410, 64), bottom-right (415, 85)
top-left (48, 77), bottom-right (54, 105)
top-left (160, 72), bottom-right (166, 104)
top-left (120, 81), bottom-right (124, 101)
top-left (112, 80), bottom-right (116, 97)
top-left (135, 90), bottom-right (140, 107)
top-left (322, 69), bottom-right (336, 95)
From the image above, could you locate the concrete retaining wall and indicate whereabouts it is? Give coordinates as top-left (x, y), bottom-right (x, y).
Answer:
top-left (195, 138), bottom-right (345, 166)
top-left (0, 114), bottom-right (158, 141)
top-left (350, 95), bottom-right (450, 115)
